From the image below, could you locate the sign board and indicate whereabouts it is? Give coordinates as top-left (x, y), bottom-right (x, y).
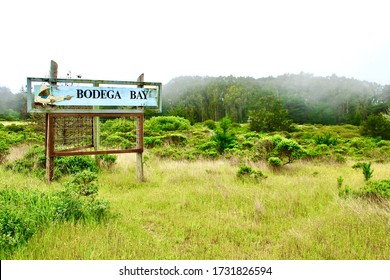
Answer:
top-left (27, 77), bottom-right (162, 113)
top-left (34, 85), bottom-right (158, 107)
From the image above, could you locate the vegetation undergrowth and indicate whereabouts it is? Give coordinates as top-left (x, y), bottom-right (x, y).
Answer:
top-left (0, 170), bottom-right (110, 257)
top-left (0, 118), bottom-right (389, 260)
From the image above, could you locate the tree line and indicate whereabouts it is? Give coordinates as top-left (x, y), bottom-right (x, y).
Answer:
top-left (162, 73), bottom-right (390, 127)
top-left (0, 86), bottom-right (27, 120)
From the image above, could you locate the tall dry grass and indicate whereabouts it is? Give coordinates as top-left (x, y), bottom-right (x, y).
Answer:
top-left (2, 157), bottom-right (389, 259)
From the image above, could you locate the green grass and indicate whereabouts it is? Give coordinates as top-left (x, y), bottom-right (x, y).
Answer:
top-left (2, 157), bottom-right (389, 260)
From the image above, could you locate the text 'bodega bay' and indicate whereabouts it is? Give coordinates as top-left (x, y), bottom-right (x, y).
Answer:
top-left (39, 86), bottom-right (158, 107)
top-left (76, 89), bottom-right (149, 100)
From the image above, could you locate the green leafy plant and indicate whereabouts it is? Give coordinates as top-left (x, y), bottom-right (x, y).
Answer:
top-left (337, 176), bottom-right (344, 188)
top-left (237, 164), bottom-right (266, 180)
top-left (361, 180), bottom-right (390, 199)
top-left (203, 119), bottom-right (216, 130)
top-left (361, 162), bottom-right (374, 181)
top-left (146, 116), bottom-right (191, 132)
top-left (267, 157), bottom-right (282, 168)
top-left (314, 133), bottom-right (338, 146)
top-left (273, 138), bottom-right (305, 164)
top-left (211, 117), bottom-right (237, 154)
top-left (0, 141), bottom-right (9, 164)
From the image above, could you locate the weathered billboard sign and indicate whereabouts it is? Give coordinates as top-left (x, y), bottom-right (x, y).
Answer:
top-left (34, 85), bottom-right (158, 107)
top-left (27, 77), bottom-right (162, 113)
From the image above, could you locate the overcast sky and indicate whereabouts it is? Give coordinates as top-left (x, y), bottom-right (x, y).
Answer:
top-left (1, 0), bottom-right (389, 93)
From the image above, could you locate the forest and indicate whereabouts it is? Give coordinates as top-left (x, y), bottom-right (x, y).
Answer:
top-left (162, 73), bottom-right (390, 127)
top-left (1, 73), bottom-right (390, 128)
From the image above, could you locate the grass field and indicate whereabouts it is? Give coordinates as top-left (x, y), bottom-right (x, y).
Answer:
top-left (2, 154), bottom-right (389, 260)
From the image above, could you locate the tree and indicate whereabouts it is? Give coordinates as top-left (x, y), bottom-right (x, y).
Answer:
top-left (361, 113), bottom-right (390, 140)
top-left (248, 93), bottom-right (292, 132)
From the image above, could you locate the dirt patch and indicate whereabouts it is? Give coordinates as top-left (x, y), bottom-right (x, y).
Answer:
top-left (7, 144), bottom-right (31, 162)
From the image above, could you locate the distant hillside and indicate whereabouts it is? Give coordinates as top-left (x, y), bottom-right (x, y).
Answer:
top-left (162, 73), bottom-right (390, 125)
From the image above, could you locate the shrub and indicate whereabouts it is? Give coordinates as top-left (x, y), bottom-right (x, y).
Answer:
top-left (237, 164), bottom-right (266, 180)
top-left (339, 180), bottom-right (389, 200)
top-left (361, 114), bottom-right (390, 140)
top-left (146, 116), bottom-right (191, 132)
top-left (274, 138), bottom-right (305, 164)
top-left (203, 119), bottom-right (216, 130)
top-left (314, 133), bottom-right (338, 146)
top-left (337, 176), bottom-right (344, 188)
top-left (338, 185), bottom-right (357, 198)
top-left (211, 132), bottom-right (236, 154)
top-left (144, 136), bottom-right (163, 148)
top-left (0, 141), bottom-right (9, 164)
top-left (361, 162), bottom-right (374, 181)
top-left (362, 180), bottom-right (390, 199)
top-left (101, 118), bottom-right (136, 133)
top-left (54, 156), bottom-right (99, 177)
top-left (0, 177), bottom-right (110, 254)
top-left (267, 157), bottom-right (282, 167)
top-left (98, 154), bottom-right (117, 168)
top-left (210, 117), bottom-right (237, 154)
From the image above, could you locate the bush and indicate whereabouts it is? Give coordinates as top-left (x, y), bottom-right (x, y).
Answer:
top-left (144, 136), bottom-right (163, 148)
top-left (0, 141), bottom-right (9, 164)
top-left (339, 180), bottom-right (389, 200)
top-left (268, 157), bottom-right (282, 167)
top-left (237, 164), bottom-right (266, 180)
top-left (203, 119), bottom-right (216, 130)
top-left (274, 138), bottom-right (305, 164)
top-left (353, 162), bottom-right (374, 181)
top-left (314, 133), bottom-right (338, 146)
top-left (98, 154), bottom-right (117, 168)
top-left (361, 114), bottom-right (390, 140)
top-left (362, 180), bottom-right (390, 199)
top-left (361, 162), bottom-right (374, 181)
top-left (54, 156), bottom-right (99, 177)
top-left (0, 174), bottom-right (110, 254)
top-left (211, 117), bottom-right (237, 154)
top-left (146, 116), bottom-right (191, 132)
top-left (101, 118), bottom-right (135, 133)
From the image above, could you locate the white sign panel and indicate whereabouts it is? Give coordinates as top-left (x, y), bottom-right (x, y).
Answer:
top-left (34, 85), bottom-right (158, 107)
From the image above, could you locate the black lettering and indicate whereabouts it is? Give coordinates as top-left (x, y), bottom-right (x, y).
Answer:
top-left (84, 89), bottom-right (92, 98)
top-left (115, 91), bottom-right (121, 99)
top-left (93, 89), bottom-right (100, 99)
top-left (141, 90), bottom-right (147, 99)
top-left (101, 90), bottom-right (106, 99)
top-left (130, 90), bottom-right (137, 99)
top-left (107, 90), bottom-right (114, 99)
top-left (77, 89), bottom-right (84, 98)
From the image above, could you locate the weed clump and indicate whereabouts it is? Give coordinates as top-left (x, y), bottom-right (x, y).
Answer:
top-left (237, 164), bottom-right (266, 180)
top-left (267, 157), bottom-right (282, 168)
top-left (339, 180), bottom-right (389, 201)
top-left (0, 141), bottom-right (9, 164)
top-left (0, 171), bottom-right (110, 255)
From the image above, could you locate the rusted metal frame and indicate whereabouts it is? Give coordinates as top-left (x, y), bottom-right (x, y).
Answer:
top-left (49, 112), bottom-right (143, 118)
top-left (53, 148), bottom-right (143, 157)
top-left (50, 112), bottom-right (144, 156)
top-left (46, 113), bottom-right (55, 182)
top-left (56, 144), bottom-right (94, 153)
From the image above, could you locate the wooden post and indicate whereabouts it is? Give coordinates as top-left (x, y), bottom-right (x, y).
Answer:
top-left (92, 82), bottom-right (101, 167)
top-left (136, 73), bottom-right (144, 182)
top-left (46, 60), bottom-right (57, 182)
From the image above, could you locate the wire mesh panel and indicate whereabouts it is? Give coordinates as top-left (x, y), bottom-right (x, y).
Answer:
top-left (54, 115), bottom-right (94, 153)
top-left (48, 113), bottom-right (143, 156)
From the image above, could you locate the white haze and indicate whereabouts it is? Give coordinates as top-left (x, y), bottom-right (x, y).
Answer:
top-left (0, 0), bottom-right (389, 93)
